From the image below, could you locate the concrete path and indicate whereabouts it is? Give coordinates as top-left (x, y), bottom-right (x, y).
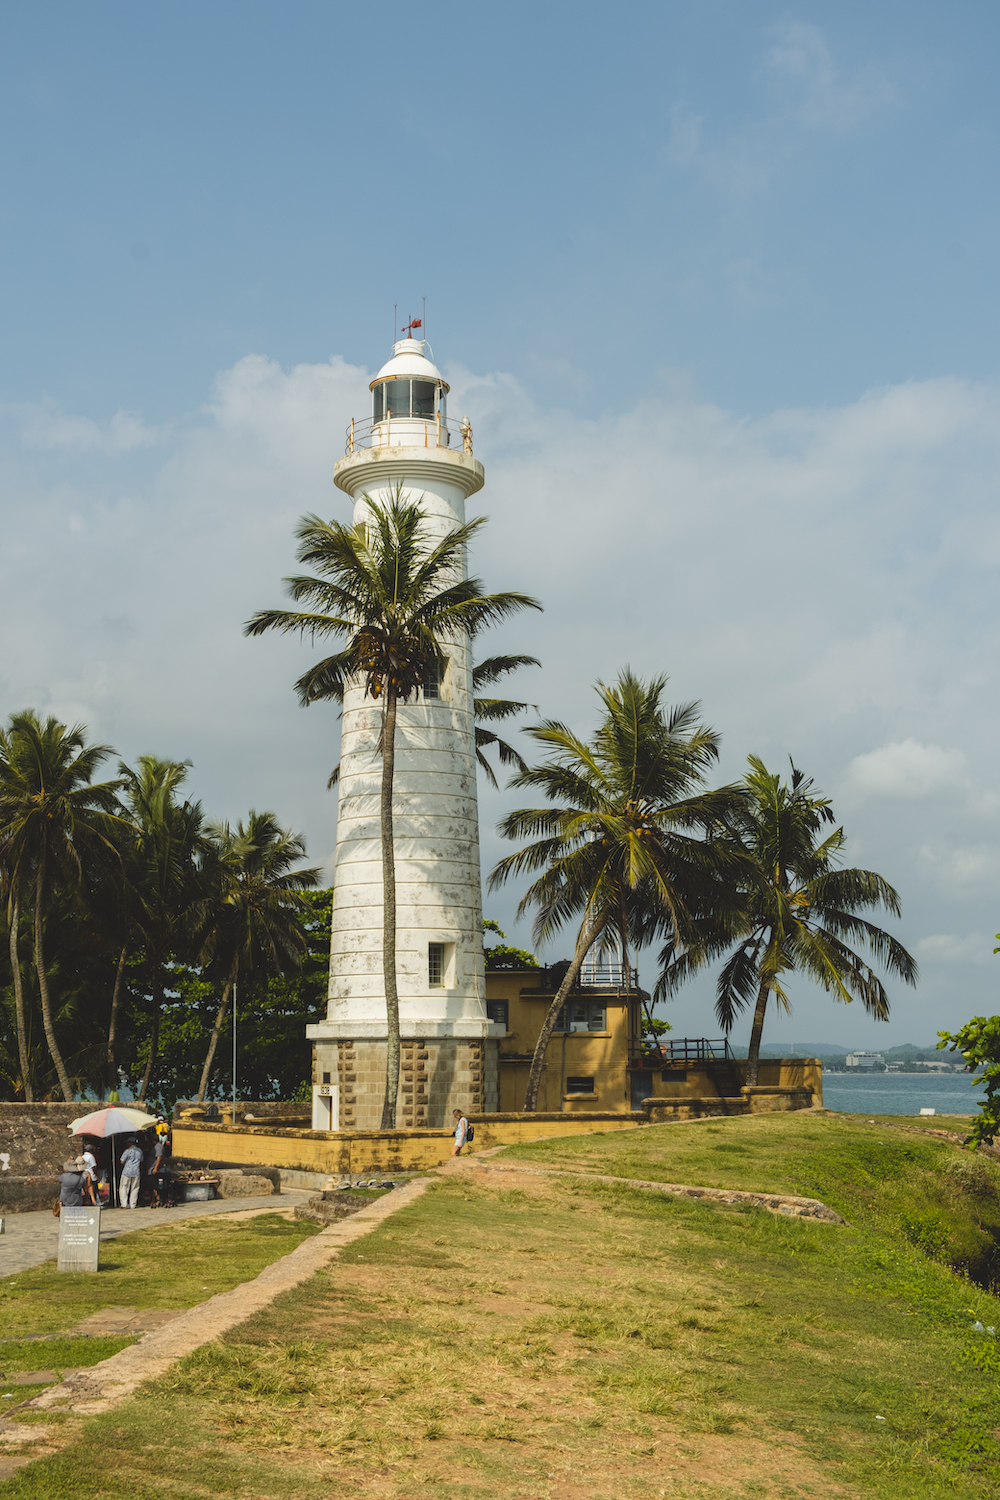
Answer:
top-left (0, 1190), bottom-right (313, 1277)
top-left (0, 1176), bottom-right (431, 1463)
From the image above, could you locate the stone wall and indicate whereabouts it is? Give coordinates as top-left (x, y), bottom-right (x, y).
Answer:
top-left (310, 1037), bottom-right (499, 1129)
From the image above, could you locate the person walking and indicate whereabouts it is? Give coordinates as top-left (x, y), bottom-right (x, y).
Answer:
top-left (451, 1109), bottom-right (468, 1157)
top-left (148, 1126), bottom-right (172, 1207)
top-left (119, 1137), bottom-right (143, 1209)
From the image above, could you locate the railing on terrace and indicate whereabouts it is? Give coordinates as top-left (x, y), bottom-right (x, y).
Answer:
top-left (578, 960), bottom-right (639, 991)
top-left (629, 1037), bottom-right (737, 1066)
top-left (344, 414), bottom-right (473, 457)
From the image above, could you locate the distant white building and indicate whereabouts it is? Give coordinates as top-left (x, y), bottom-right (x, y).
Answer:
top-left (846, 1051), bottom-right (885, 1070)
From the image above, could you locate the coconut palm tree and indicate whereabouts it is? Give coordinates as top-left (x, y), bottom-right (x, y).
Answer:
top-left (705, 757), bottom-right (917, 1085)
top-left (117, 756), bottom-right (208, 1104)
top-left (489, 670), bottom-right (747, 1111)
top-left (245, 493), bottom-right (540, 1128)
top-left (472, 654), bottom-right (539, 787)
top-left (0, 711), bottom-right (125, 1100)
top-left (194, 812), bottom-right (320, 1102)
top-left (325, 653), bottom-right (539, 791)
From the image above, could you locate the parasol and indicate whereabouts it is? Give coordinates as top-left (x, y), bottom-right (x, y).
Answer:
top-left (68, 1106), bottom-right (160, 1208)
top-left (69, 1106), bottom-right (159, 1136)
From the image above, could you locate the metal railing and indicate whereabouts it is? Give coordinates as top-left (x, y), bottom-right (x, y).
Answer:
top-left (578, 961), bottom-right (640, 991)
top-left (630, 1037), bottom-right (736, 1066)
top-left (345, 414), bottom-right (473, 457)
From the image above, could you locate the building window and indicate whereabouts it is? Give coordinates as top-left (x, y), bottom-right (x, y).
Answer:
top-left (428, 943), bottom-right (445, 987)
top-left (322, 1072), bottom-right (331, 1085)
top-left (566, 1077), bottom-right (595, 1094)
top-left (486, 999), bottom-right (508, 1030)
top-left (423, 661), bottom-right (441, 700)
top-left (556, 1000), bottom-right (606, 1032)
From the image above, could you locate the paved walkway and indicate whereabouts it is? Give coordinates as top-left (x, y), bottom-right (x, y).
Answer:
top-left (0, 1191), bottom-right (312, 1277)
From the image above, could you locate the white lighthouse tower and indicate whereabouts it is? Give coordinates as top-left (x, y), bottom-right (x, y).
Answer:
top-left (306, 334), bottom-right (501, 1130)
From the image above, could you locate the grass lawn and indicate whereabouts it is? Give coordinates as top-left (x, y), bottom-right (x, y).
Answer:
top-left (2, 1116), bottom-right (999, 1499)
top-left (0, 1213), bottom-right (320, 1416)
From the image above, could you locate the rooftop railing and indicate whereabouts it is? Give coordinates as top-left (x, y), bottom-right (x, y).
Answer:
top-left (345, 414), bottom-right (473, 457)
top-left (630, 1037), bottom-right (737, 1066)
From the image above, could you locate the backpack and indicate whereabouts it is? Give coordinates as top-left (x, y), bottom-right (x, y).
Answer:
top-left (465, 1123), bottom-right (475, 1143)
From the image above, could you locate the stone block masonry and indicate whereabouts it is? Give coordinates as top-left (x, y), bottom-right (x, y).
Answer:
top-left (313, 1037), bottom-right (499, 1129)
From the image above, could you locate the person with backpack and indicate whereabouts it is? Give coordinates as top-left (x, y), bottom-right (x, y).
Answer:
top-left (452, 1110), bottom-right (475, 1156)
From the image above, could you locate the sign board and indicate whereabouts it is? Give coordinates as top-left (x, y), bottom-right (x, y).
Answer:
top-left (58, 1205), bottom-right (101, 1273)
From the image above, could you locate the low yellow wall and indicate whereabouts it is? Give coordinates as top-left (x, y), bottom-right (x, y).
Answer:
top-left (173, 1112), bottom-right (650, 1176)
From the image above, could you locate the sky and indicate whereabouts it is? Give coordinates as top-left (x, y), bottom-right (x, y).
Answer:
top-left (2, 1), bottom-right (1000, 1053)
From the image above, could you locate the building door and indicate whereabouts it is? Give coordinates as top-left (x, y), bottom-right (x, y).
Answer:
top-left (630, 1070), bottom-right (653, 1112)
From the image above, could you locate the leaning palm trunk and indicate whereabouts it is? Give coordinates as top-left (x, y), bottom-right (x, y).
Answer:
top-left (196, 953), bottom-right (240, 1103)
top-left (107, 944), bottom-right (127, 1084)
top-left (137, 976), bottom-right (163, 1104)
top-left (745, 975), bottom-right (770, 1087)
top-left (523, 911), bottom-right (606, 1112)
top-left (8, 894), bottom-right (33, 1102)
top-left (380, 684), bottom-right (401, 1130)
top-left (33, 864), bottom-right (73, 1101)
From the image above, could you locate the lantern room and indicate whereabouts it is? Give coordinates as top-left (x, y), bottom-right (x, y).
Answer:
top-left (370, 337), bottom-right (449, 426)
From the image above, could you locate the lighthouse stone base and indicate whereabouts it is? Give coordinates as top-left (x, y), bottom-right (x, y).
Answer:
top-left (310, 1034), bottom-right (499, 1131)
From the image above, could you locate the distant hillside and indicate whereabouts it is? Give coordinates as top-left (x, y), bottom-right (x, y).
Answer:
top-left (764, 1041), bottom-right (946, 1061)
top-left (765, 1042), bottom-right (849, 1056)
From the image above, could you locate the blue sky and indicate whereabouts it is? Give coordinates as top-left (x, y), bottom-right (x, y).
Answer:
top-left (3, 3), bottom-right (1000, 1055)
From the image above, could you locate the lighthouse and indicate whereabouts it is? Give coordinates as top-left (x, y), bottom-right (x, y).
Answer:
top-left (306, 334), bottom-right (501, 1130)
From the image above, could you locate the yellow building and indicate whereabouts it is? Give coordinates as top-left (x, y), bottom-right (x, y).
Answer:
top-left (485, 964), bottom-right (822, 1114)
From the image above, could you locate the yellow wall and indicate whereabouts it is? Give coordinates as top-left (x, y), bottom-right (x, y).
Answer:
top-left (484, 970), bottom-right (822, 1112)
top-left (486, 971), bottom-right (638, 1114)
top-left (173, 1113), bottom-right (646, 1177)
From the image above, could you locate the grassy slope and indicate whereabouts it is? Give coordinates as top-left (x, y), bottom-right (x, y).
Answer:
top-left (3, 1115), bottom-right (1000, 1500)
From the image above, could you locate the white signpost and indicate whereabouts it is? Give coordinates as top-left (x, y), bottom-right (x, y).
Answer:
top-left (58, 1205), bottom-right (101, 1272)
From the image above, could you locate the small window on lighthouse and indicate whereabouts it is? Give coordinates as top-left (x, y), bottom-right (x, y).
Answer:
top-left (428, 944), bottom-right (445, 987)
top-left (372, 383), bottom-right (385, 422)
top-left (423, 662), bottom-right (441, 700)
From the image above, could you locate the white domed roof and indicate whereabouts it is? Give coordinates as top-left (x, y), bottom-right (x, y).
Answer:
top-left (371, 338), bottom-right (448, 390)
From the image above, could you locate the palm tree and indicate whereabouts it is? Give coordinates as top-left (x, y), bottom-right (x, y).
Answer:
top-left (246, 492), bottom-right (541, 1128)
top-left (0, 711), bottom-right (124, 1100)
top-left (489, 670), bottom-right (747, 1111)
top-left (194, 811), bottom-right (320, 1102)
top-left (325, 653), bottom-right (539, 791)
top-left (472, 654), bottom-right (539, 787)
top-left (117, 756), bottom-right (208, 1104)
top-left (707, 757), bottom-right (917, 1085)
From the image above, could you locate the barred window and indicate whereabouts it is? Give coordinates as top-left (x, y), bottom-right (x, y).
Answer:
top-left (486, 999), bottom-right (508, 1029)
top-left (428, 944), bottom-right (445, 987)
top-left (566, 1077), bottom-right (595, 1094)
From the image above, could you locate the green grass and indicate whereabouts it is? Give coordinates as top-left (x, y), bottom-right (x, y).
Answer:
top-left (504, 1112), bottom-right (1000, 1290)
top-left (0, 1213), bottom-right (320, 1343)
top-left (2, 1116), bottom-right (999, 1499)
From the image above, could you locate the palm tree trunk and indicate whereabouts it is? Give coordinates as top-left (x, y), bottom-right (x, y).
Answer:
top-left (8, 894), bottom-right (33, 1103)
top-left (523, 911), bottom-right (606, 1112)
top-left (196, 954), bottom-right (240, 1103)
top-left (745, 977), bottom-right (770, 1087)
top-left (33, 864), bottom-right (73, 1102)
top-left (138, 976), bottom-right (163, 1105)
top-left (380, 683), bottom-right (401, 1130)
top-left (107, 945), bottom-right (127, 1084)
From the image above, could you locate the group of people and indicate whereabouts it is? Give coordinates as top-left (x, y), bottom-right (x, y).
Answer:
top-left (57, 1118), bottom-right (173, 1211)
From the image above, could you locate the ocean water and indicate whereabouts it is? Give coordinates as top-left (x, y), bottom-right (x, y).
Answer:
top-left (820, 1071), bottom-right (985, 1117)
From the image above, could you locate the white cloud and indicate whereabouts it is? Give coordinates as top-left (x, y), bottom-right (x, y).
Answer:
top-left (845, 740), bottom-right (968, 800)
top-left (3, 353), bottom-right (1000, 1044)
top-left (766, 21), bottom-right (898, 132)
top-left (11, 403), bottom-right (164, 454)
top-left (664, 23), bottom-right (900, 201)
top-left (914, 933), bottom-right (996, 968)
